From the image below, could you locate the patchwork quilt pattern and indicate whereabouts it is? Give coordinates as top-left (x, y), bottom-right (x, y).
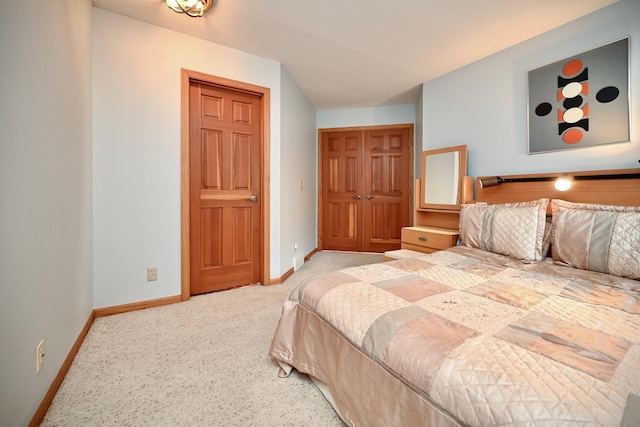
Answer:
top-left (289, 246), bottom-right (640, 426)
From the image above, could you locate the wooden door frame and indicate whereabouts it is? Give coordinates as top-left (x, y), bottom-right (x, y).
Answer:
top-left (180, 69), bottom-right (270, 300)
top-left (317, 123), bottom-right (414, 250)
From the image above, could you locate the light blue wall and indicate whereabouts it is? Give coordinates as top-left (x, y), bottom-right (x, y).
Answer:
top-left (415, 88), bottom-right (424, 179)
top-left (280, 66), bottom-right (318, 272)
top-left (317, 104), bottom-right (416, 129)
top-left (0, 1), bottom-right (94, 425)
top-left (93, 9), bottom-right (285, 308)
top-left (421, 0), bottom-right (640, 178)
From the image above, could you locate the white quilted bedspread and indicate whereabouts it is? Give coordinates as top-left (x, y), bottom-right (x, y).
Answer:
top-left (272, 246), bottom-right (640, 426)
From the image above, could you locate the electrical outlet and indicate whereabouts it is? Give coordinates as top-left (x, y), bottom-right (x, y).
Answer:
top-left (298, 180), bottom-right (303, 190)
top-left (147, 267), bottom-right (158, 282)
top-left (36, 339), bottom-right (45, 373)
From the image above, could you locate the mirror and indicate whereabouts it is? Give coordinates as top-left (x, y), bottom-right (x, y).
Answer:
top-left (419, 145), bottom-right (467, 210)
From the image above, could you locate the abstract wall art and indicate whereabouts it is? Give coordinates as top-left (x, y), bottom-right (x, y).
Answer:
top-left (528, 38), bottom-right (629, 154)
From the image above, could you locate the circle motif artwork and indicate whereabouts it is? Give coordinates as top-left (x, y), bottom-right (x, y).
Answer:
top-left (529, 38), bottom-right (629, 153)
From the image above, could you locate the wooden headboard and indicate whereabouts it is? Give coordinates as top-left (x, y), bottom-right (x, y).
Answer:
top-left (476, 168), bottom-right (640, 212)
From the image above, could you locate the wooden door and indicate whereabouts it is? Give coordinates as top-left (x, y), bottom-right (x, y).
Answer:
top-left (320, 125), bottom-right (412, 252)
top-left (363, 128), bottom-right (411, 252)
top-left (189, 81), bottom-right (262, 294)
top-left (321, 131), bottom-right (363, 251)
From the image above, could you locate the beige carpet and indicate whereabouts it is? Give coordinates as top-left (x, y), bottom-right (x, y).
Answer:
top-left (42, 251), bottom-right (383, 426)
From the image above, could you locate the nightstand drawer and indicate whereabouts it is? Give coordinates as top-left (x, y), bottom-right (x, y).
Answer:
top-left (400, 243), bottom-right (437, 254)
top-left (401, 227), bottom-right (459, 252)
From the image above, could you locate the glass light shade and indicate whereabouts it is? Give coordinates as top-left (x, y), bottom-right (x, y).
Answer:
top-left (554, 175), bottom-right (573, 191)
top-left (166, 0), bottom-right (211, 17)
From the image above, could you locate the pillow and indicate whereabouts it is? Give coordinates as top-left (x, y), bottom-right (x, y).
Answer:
top-left (551, 199), bottom-right (640, 280)
top-left (459, 198), bottom-right (549, 262)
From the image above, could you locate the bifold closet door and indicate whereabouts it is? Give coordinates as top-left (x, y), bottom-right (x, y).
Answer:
top-left (362, 128), bottom-right (410, 252)
top-left (321, 127), bottom-right (411, 252)
top-left (321, 131), bottom-right (364, 251)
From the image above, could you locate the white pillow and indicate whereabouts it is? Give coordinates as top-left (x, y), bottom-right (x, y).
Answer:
top-left (460, 199), bottom-right (549, 263)
top-left (551, 199), bottom-right (640, 280)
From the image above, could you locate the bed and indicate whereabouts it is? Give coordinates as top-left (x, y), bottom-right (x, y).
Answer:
top-left (269, 170), bottom-right (640, 426)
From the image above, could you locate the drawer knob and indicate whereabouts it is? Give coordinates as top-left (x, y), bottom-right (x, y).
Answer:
top-left (418, 237), bottom-right (429, 242)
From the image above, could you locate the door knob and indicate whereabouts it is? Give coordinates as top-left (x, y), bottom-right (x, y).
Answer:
top-left (366, 195), bottom-right (374, 200)
top-left (353, 195), bottom-right (362, 200)
top-left (246, 195), bottom-right (258, 202)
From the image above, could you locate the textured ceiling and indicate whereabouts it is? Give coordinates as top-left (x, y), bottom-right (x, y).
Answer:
top-left (92, 0), bottom-right (618, 109)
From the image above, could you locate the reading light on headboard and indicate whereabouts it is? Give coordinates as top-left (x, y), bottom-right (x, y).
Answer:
top-left (479, 171), bottom-right (640, 190)
top-left (478, 176), bottom-right (551, 188)
top-left (554, 175), bottom-right (573, 191)
top-left (478, 177), bottom-right (503, 188)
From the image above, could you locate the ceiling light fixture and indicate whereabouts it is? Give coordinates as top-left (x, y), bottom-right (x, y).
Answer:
top-left (166, 0), bottom-right (212, 17)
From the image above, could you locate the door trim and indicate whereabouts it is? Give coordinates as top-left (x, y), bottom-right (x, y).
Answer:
top-left (181, 68), bottom-right (270, 300)
top-left (317, 123), bottom-right (414, 251)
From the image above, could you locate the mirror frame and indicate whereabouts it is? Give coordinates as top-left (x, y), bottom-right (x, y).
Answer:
top-left (419, 144), bottom-right (467, 210)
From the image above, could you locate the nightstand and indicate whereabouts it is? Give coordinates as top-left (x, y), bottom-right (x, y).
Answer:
top-left (401, 226), bottom-right (459, 254)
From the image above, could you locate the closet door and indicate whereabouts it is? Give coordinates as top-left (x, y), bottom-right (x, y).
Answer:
top-left (320, 125), bottom-right (413, 253)
top-left (362, 128), bottom-right (411, 252)
top-left (321, 131), bottom-right (364, 251)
